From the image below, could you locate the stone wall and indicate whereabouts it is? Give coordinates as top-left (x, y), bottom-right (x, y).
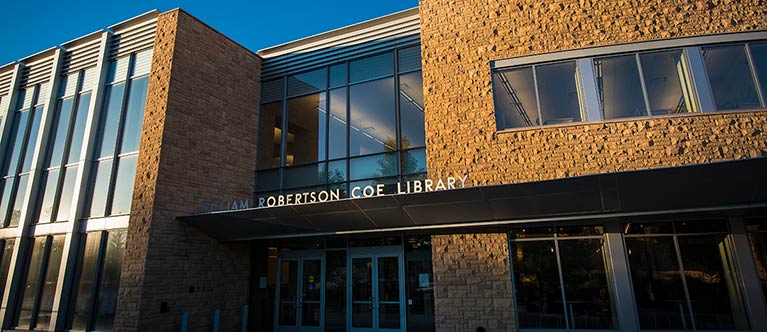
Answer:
top-left (431, 233), bottom-right (515, 332)
top-left (419, 0), bottom-right (767, 185)
top-left (115, 9), bottom-right (261, 332)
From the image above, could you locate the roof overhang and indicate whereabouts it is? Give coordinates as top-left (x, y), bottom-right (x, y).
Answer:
top-left (179, 158), bottom-right (767, 241)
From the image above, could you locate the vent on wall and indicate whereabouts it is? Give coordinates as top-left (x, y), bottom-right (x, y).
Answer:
top-left (62, 36), bottom-right (102, 74)
top-left (109, 15), bottom-right (158, 60)
top-left (20, 54), bottom-right (55, 87)
top-left (0, 69), bottom-right (13, 96)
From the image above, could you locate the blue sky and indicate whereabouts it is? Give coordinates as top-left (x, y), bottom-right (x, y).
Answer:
top-left (0, 0), bottom-right (419, 65)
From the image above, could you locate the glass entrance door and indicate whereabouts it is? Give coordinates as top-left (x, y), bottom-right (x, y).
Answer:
top-left (348, 248), bottom-right (406, 332)
top-left (275, 253), bottom-right (324, 332)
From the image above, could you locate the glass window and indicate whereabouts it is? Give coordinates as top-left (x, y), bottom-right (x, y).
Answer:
top-left (328, 88), bottom-right (347, 160)
top-left (0, 239), bottom-right (15, 304)
top-left (350, 53), bottom-right (394, 83)
top-left (70, 232), bottom-right (101, 330)
top-left (493, 67), bottom-right (539, 129)
top-left (329, 64), bottom-right (347, 88)
top-left (93, 230), bottom-right (126, 330)
top-left (286, 92), bottom-right (327, 165)
top-left (8, 175), bottom-right (28, 227)
top-left (349, 78), bottom-right (396, 156)
top-left (287, 68), bottom-right (327, 97)
top-left (67, 92), bottom-right (92, 164)
top-left (0, 180), bottom-right (13, 226)
top-left (87, 160), bottom-right (113, 218)
top-left (96, 84), bottom-right (125, 159)
top-left (48, 98), bottom-right (75, 167)
top-left (703, 44), bottom-right (761, 111)
top-left (255, 169), bottom-right (280, 192)
top-left (349, 152), bottom-right (398, 181)
top-left (401, 148), bottom-right (426, 175)
top-left (325, 250), bottom-right (346, 331)
top-left (349, 177), bottom-right (399, 195)
top-left (56, 166), bottom-right (78, 222)
top-left (398, 46), bottom-right (422, 73)
top-left (594, 55), bottom-right (648, 119)
top-left (511, 240), bottom-right (565, 328)
top-left (37, 169), bottom-right (60, 224)
top-left (3, 111), bottom-right (29, 176)
top-left (20, 107), bottom-right (43, 173)
top-left (257, 102), bottom-right (283, 169)
top-left (16, 237), bottom-right (47, 328)
top-left (282, 163), bottom-right (326, 189)
top-left (750, 43), bottom-right (767, 101)
top-left (36, 235), bottom-right (65, 329)
top-left (327, 160), bottom-right (347, 183)
top-left (399, 70), bottom-right (425, 148)
top-left (120, 76), bottom-right (149, 154)
top-left (639, 50), bottom-right (697, 115)
top-left (110, 155), bottom-right (137, 215)
top-left (537, 61), bottom-right (584, 125)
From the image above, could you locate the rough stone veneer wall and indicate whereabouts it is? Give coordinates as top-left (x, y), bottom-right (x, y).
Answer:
top-left (432, 233), bottom-right (515, 332)
top-left (419, 0), bottom-right (767, 185)
top-left (114, 9), bottom-right (261, 332)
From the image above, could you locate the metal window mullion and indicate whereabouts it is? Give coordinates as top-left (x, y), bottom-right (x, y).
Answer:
top-left (345, 61), bottom-right (351, 194)
top-left (553, 238), bottom-right (571, 330)
top-left (672, 234), bottom-right (696, 330)
top-left (727, 217), bottom-right (767, 331)
top-left (744, 43), bottom-right (766, 108)
top-left (605, 223), bottom-right (639, 332)
top-left (324, 67), bottom-right (330, 187)
top-left (28, 235), bottom-right (52, 329)
top-left (684, 46), bottom-right (717, 113)
top-left (85, 231), bottom-right (108, 331)
top-left (577, 58), bottom-right (603, 122)
top-left (279, 77), bottom-right (288, 192)
top-left (634, 53), bottom-right (653, 116)
top-left (531, 65), bottom-right (543, 127)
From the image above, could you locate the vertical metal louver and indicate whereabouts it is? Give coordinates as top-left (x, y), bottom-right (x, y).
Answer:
top-left (109, 12), bottom-right (158, 60)
top-left (61, 34), bottom-right (102, 74)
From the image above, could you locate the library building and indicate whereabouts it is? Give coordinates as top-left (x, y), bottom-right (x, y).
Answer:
top-left (0, 1), bottom-right (767, 331)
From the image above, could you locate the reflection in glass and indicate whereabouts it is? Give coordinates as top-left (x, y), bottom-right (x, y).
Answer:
top-left (120, 76), bottom-right (149, 153)
top-left (327, 160), bottom-right (347, 184)
top-left (9, 175), bottom-right (28, 227)
top-left (36, 235), bottom-right (65, 329)
top-left (37, 170), bottom-right (60, 223)
top-left (56, 166), bottom-right (78, 221)
top-left (288, 68), bottom-right (326, 97)
top-left (559, 239), bottom-right (615, 329)
top-left (751, 43), bottom-right (767, 101)
top-left (325, 250), bottom-right (346, 332)
top-left (301, 259), bottom-right (321, 327)
top-left (703, 45), bottom-right (760, 111)
top-left (640, 50), bottom-right (696, 115)
top-left (88, 160), bottom-right (113, 217)
top-left (278, 260), bottom-right (298, 326)
top-left (287, 92), bottom-right (327, 165)
top-left (16, 237), bottom-right (47, 328)
top-left (405, 236), bottom-right (435, 332)
top-left (257, 102), bottom-right (283, 169)
top-left (96, 84), bottom-right (125, 158)
top-left (330, 64), bottom-right (347, 88)
top-left (748, 226), bottom-right (767, 306)
top-left (328, 88), bottom-right (347, 160)
top-left (594, 55), bottom-right (647, 119)
top-left (93, 230), bottom-right (127, 330)
top-left (68, 93), bottom-right (92, 164)
top-left (48, 98), bottom-right (75, 167)
top-left (111, 155), bottom-right (138, 215)
top-left (0, 180), bottom-right (12, 226)
top-left (350, 78), bottom-right (396, 156)
top-left (3, 112), bottom-right (29, 176)
top-left (21, 107), bottom-right (43, 172)
top-left (401, 148), bottom-right (426, 175)
top-left (349, 152), bottom-right (398, 180)
top-left (378, 256), bottom-right (401, 329)
top-left (399, 70), bottom-right (425, 148)
top-left (70, 232), bottom-right (101, 330)
top-left (511, 240), bottom-right (565, 329)
top-left (0, 239), bottom-right (15, 304)
top-left (352, 257), bottom-right (373, 328)
top-left (350, 52), bottom-right (394, 83)
top-left (537, 61), bottom-right (583, 125)
top-left (493, 67), bottom-right (539, 129)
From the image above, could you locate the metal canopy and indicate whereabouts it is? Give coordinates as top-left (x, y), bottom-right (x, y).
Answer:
top-left (179, 158), bottom-right (767, 241)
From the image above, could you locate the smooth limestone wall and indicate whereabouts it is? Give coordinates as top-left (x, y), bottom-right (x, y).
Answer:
top-left (115, 9), bottom-right (261, 332)
top-left (421, 1), bottom-right (767, 331)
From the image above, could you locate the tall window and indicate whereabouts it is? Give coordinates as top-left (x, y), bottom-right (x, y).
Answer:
top-left (85, 49), bottom-right (151, 218)
top-left (256, 45), bottom-right (426, 197)
top-left (36, 68), bottom-right (96, 224)
top-left (13, 235), bottom-right (65, 330)
top-left (509, 225), bottom-right (617, 330)
top-left (0, 83), bottom-right (48, 227)
top-left (624, 221), bottom-right (748, 330)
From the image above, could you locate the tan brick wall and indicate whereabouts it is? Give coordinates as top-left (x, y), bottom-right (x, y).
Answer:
top-left (115, 9), bottom-right (261, 332)
top-left (432, 233), bottom-right (515, 332)
top-left (419, 0), bottom-right (767, 186)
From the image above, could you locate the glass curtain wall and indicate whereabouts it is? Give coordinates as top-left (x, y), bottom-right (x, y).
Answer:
top-left (509, 225), bottom-right (617, 330)
top-left (0, 83), bottom-right (47, 227)
top-left (0, 239), bottom-right (16, 306)
top-left (13, 235), bottom-right (66, 330)
top-left (85, 50), bottom-right (151, 218)
top-left (745, 219), bottom-right (767, 308)
top-left (624, 221), bottom-right (748, 330)
top-left (256, 45), bottom-right (426, 198)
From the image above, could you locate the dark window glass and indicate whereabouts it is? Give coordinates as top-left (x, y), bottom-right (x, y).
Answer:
top-left (36, 235), bottom-right (65, 329)
top-left (558, 239), bottom-right (616, 329)
top-left (557, 225), bottom-right (604, 237)
top-left (509, 226), bottom-right (556, 239)
top-left (399, 70), bottom-right (424, 148)
top-left (3, 112), bottom-right (29, 176)
top-left (16, 237), bottom-right (47, 328)
top-left (398, 46), bottom-right (422, 73)
top-left (350, 53), bottom-right (394, 83)
top-left (401, 148), bottom-right (426, 175)
top-left (747, 221), bottom-right (767, 304)
top-left (0, 180), bottom-right (13, 226)
top-left (349, 152), bottom-right (398, 181)
top-left (537, 61), bottom-right (583, 125)
top-left (70, 232), bottom-right (101, 330)
top-left (88, 160), bottom-right (113, 218)
top-left (256, 169), bottom-right (280, 192)
top-left (283, 163), bottom-right (326, 189)
top-left (325, 250), bottom-right (346, 332)
top-left (21, 107), bottom-right (43, 172)
top-left (349, 78), bottom-right (396, 156)
top-left (493, 67), bottom-right (539, 129)
top-left (257, 102), bottom-right (283, 169)
top-left (120, 76), bottom-right (149, 154)
top-left (405, 236), bottom-right (434, 332)
top-left (96, 84), bottom-right (126, 158)
top-left (56, 166), bottom-right (78, 222)
top-left (110, 155), bottom-right (137, 215)
top-left (674, 220), bottom-right (728, 233)
top-left (37, 170), bottom-right (59, 224)
top-left (328, 88), bottom-right (347, 160)
top-left (260, 79), bottom-right (284, 104)
top-left (93, 230), bottom-right (127, 330)
top-left (8, 175), bottom-right (28, 227)
top-left (594, 55), bottom-right (647, 119)
top-left (0, 239), bottom-right (15, 304)
top-left (511, 240), bottom-right (565, 328)
top-left (287, 68), bottom-right (326, 97)
top-left (703, 44), bottom-right (761, 111)
top-left (48, 98), bottom-right (75, 167)
top-left (278, 260), bottom-right (298, 326)
top-left (67, 92), bottom-right (92, 164)
top-left (286, 92), bottom-right (327, 165)
top-left (624, 222), bottom-right (674, 235)
top-left (750, 43), bottom-right (767, 101)
top-left (329, 64), bottom-right (347, 88)
top-left (639, 50), bottom-right (696, 115)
